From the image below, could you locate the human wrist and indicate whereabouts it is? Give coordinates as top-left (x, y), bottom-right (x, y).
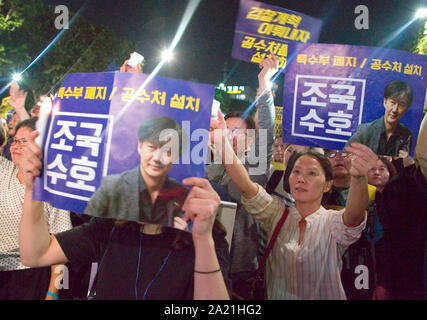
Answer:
top-left (193, 234), bottom-right (215, 248)
top-left (351, 174), bottom-right (367, 181)
top-left (46, 291), bottom-right (59, 300)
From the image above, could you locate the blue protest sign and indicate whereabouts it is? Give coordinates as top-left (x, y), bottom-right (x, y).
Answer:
top-left (33, 72), bottom-right (215, 220)
top-left (232, 0), bottom-right (322, 68)
top-left (282, 44), bottom-right (427, 157)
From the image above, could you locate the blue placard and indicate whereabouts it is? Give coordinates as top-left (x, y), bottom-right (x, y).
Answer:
top-left (33, 72), bottom-right (215, 214)
top-left (282, 43), bottom-right (427, 157)
top-left (232, 0), bottom-right (322, 68)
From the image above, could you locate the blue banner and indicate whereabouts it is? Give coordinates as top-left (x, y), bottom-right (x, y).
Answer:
top-left (33, 72), bottom-right (215, 215)
top-left (282, 44), bottom-right (427, 157)
top-left (232, 0), bottom-right (322, 68)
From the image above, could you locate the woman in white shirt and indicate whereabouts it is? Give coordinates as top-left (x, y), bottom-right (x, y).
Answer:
top-left (210, 111), bottom-right (378, 299)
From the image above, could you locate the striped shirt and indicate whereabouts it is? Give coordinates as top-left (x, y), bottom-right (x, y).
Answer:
top-left (242, 184), bottom-right (366, 300)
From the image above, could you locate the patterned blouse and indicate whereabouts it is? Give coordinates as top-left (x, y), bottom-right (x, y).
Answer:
top-left (0, 156), bottom-right (72, 271)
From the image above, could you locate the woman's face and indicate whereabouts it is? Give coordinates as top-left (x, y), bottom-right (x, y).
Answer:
top-left (289, 155), bottom-right (331, 204)
top-left (10, 126), bottom-right (32, 165)
top-left (368, 159), bottom-right (390, 191)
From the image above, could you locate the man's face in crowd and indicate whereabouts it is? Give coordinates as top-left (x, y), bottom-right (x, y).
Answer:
top-left (138, 140), bottom-right (173, 180)
top-left (272, 137), bottom-right (286, 163)
top-left (383, 97), bottom-right (409, 127)
top-left (225, 117), bottom-right (248, 155)
top-left (326, 150), bottom-right (350, 180)
top-left (7, 113), bottom-right (19, 137)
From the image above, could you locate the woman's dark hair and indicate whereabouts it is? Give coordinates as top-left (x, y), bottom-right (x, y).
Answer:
top-left (224, 111), bottom-right (256, 130)
top-left (137, 116), bottom-right (188, 157)
top-left (14, 116), bottom-right (38, 133)
top-left (378, 156), bottom-right (398, 179)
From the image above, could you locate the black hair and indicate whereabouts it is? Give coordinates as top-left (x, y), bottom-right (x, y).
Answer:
top-left (137, 116), bottom-right (188, 157)
top-left (14, 117), bottom-right (38, 134)
top-left (384, 80), bottom-right (413, 109)
top-left (284, 150), bottom-right (333, 193)
top-left (224, 111), bottom-right (256, 130)
top-left (0, 124), bottom-right (6, 147)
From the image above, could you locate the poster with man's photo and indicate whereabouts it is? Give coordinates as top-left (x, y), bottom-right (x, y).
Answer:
top-left (282, 43), bottom-right (427, 157)
top-left (32, 72), bottom-right (215, 229)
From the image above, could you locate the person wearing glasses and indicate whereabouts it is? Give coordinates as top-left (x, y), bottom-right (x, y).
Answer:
top-left (0, 117), bottom-right (72, 300)
top-left (2, 82), bottom-right (30, 161)
top-left (206, 54), bottom-right (278, 296)
top-left (346, 80), bottom-right (414, 158)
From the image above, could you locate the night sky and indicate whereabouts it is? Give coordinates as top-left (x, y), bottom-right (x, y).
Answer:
top-left (41, 0), bottom-right (427, 91)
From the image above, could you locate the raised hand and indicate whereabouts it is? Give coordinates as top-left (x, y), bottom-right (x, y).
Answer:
top-left (181, 177), bottom-right (220, 241)
top-left (16, 130), bottom-right (43, 189)
top-left (258, 53), bottom-right (279, 94)
top-left (9, 82), bottom-right (28, 112)
top-left (344, 142), bottom-right (378, 178)
top-left (120, 53), bottom-right (142, 73)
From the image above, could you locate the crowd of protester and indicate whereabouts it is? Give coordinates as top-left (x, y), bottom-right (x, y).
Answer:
top-left (0, 53), bottom-right (426, 300)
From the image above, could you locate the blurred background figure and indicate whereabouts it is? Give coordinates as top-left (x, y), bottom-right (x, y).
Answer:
top-left (373, 115), bottom-right (427, 300)
top-left (2, 82), bottom-right (29, 160)
top-left (322, 148), bottom-right (378, 300)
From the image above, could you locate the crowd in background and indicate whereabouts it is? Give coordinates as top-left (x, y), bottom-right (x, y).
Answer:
top-left (0, 53), bottom-right (426, 300)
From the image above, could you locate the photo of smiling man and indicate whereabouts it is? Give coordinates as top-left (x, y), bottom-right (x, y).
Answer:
top-left (85, 116), bottom-right (190, 227)
top-left (346, 80), bottom-right (414, 157)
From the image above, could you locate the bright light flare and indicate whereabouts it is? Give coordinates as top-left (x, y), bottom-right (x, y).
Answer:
top-left (12, 73), bottom-right (22, 82)
top-left (416, 8), bottom-right (427, 18)
top-left (161, 49), bottom-right (174, 62)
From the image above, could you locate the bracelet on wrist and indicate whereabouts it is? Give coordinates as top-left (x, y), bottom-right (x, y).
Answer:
top-left (194, 268), bottom-right (221, 274)
top-left (46, 291), bottom-right (59, 300)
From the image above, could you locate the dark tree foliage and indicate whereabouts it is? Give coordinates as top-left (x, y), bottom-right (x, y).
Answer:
top-left (0, 0), bottom-right (138, 108)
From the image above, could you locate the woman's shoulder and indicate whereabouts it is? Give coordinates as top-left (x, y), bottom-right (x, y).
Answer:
top-left (316, 205), bottom-right (345, 221)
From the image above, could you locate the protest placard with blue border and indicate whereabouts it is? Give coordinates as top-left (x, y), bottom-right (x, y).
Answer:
top-left (282, 43), bottom-right (427, 157)
top-left (33, 72), bottom-right (215, 217)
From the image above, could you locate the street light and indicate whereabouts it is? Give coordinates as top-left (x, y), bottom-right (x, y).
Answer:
top-left (415, 8), bottom-right (427, 18)
top-left (161, 49), bottom-right (173, 62)
top-left (12, 73), bottom-right (22, 82)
